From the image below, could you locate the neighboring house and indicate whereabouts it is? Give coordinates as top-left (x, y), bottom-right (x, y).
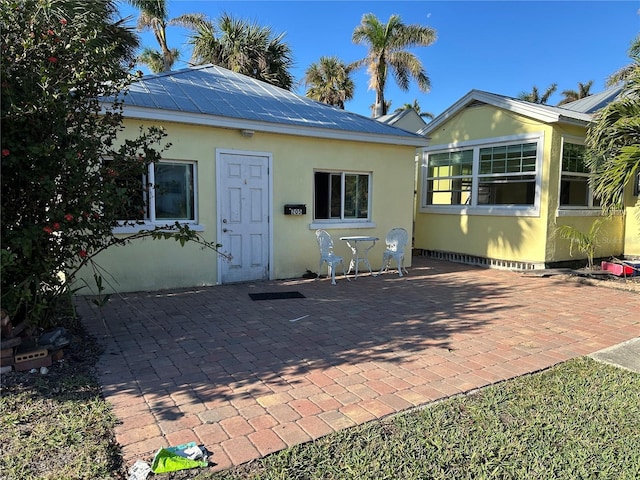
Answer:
top-left (414, 87), bottom-right (640, 269)
top-left (76, 65), bottom-right (427, 293)
top-left (377, 108), bottom-right (428, 135)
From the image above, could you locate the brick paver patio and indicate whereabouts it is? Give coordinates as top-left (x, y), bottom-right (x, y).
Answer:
top-left (75, 257), bottom-right (640, 473)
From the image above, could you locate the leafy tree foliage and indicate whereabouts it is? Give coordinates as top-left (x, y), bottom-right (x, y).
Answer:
top-left (352, 13), bottom-right (436, 117)
top-left (395, 99), bottom-right (434, 120)
top-left (178, 12), bottom-right (294, 90)
top-left (558, 81), bottom-right (594, 106)
top-left (126, 0), bottom-right (182, 72)
top-left (586, 52), bottom-right (640, 213)
top-left (517, 84), bottom-right (558, 104)
top-left (304, 56), bottom-right (355, 109)
top-left (0, 0), bottom-right (185, 327)
top-left (607, 34), bottom-right (640, 87)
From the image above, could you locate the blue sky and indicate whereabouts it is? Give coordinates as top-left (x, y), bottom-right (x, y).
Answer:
top-left (117, 1), bottom-right (639, 118)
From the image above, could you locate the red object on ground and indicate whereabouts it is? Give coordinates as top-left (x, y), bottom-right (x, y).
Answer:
top-left (601, 261), bottom-right (635, 276)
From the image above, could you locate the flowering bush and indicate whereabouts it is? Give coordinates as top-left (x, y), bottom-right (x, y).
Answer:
top-left (1, 0), bottom-right (219, 328)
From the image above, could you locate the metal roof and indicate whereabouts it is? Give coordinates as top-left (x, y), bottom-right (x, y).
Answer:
top-left (113, 65), bottom-right (428, 146)
top-left (557, 85), bottom-right (624, 113)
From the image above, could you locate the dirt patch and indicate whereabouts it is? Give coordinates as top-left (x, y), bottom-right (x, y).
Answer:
top-left (525, 269), bottom-right (640, 294)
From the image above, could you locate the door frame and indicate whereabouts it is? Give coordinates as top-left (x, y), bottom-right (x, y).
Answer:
top-left (215, 148), bottom-right (273, 284)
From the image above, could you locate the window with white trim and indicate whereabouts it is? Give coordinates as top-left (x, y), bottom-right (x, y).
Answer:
top-left (152, 162), bottom-right (195, 221)
top-left (423, 138), bottom-right (540, 210)
top-left (425, 150), bottom-right (473, 205)
top-left (477, 143), bottom-right (537, 205)
top-left (314, 171), bottom-right (371, 221)
top-left (109, 160), bottom-right (197, 223)
top-left (559, 140), bottom-right (599, 208)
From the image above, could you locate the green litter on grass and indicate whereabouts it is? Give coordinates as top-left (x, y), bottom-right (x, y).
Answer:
top-left (151, 442), bottom-right (209, 474)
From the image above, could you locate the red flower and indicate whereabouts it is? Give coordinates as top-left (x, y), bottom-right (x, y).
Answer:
top-left (60, 18), bottom-right (67, 25)
top-left (47, 29), bottom-right (55, 36)
top-left (48, 57), bottom-right (58, 63)
top-left (53, 222), bottom-right (60, 230)
top-left (1, 149), bottom-right (9, 157)
top-left (79, 250), bottom-right (88, 258)
top-left (43, 226), bottom-right (53, 234)
top-left (64, 213), bottom-right (73, 221)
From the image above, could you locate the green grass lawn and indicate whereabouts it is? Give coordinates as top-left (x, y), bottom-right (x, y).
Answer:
top-left (1, 330), bottom-right (638, 480)
top-left (211, 356), bottom-right (640, 480)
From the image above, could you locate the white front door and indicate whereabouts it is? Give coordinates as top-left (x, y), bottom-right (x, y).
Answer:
top-left (217, 151), bottom-right (270, 284)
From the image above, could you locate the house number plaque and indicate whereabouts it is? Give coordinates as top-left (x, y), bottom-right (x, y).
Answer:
top-left (284, 204), bottom-right (306, 215)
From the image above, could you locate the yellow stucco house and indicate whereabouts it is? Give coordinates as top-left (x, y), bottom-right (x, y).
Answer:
top-left (414, 88), bottom-right (640, 270)
top-left (77, 65), bottom-right (428, 293)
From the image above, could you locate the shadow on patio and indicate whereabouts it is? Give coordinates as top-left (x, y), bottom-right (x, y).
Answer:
top-left (75, 257), bottom-right (640, 471)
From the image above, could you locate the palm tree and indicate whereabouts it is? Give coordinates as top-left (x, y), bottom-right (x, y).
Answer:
top-left (351, 13), bottom-right (437, 117)
top-left (395, 99), bottom-right (434, 120)
top-left (304, 56), bottom-right (355, 109)
top-left (517, 84), bottom-right (557, 104)
top-left (136, 47), bottom-right (165, 74)
top-left (369, 100), bottom-right (392, 116)
top-left (586, 54), bottom-right (640, 213)
top-left (178, 12), bottom-right (294, 90)
top-left (607, 34), bottom-right (640, 86)
top-left (558, 81), bottom-right (594, 105)
top-left (126, 0), bottom-right (180, 72)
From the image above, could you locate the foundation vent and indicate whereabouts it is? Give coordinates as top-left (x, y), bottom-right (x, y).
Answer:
top-left (421, 250), bottom-right (545, 271)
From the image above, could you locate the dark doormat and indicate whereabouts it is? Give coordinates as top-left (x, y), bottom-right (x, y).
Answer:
top-left (249, 291), bottom-right (306, 301)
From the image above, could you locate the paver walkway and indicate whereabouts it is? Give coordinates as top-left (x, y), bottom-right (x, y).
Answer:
top-left (75, 257), bottom-right (640, 473)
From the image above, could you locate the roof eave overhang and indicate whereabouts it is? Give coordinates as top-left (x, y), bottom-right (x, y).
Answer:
top-left (555, 115), bottom-right (591, 127)
top-left (110, 104), bottom-right (429, 148)
top-left (422, 90), bottom-right (593, 136)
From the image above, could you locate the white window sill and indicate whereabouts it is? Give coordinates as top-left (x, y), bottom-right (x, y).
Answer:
top-left (309, 221), bottom-right (377, 230)
top-left (556, 208), bottom-right (622, 217)
top-left (112, 222), bottom-right (205, 234)
top-left (418, 205), bottom-right (540, 217)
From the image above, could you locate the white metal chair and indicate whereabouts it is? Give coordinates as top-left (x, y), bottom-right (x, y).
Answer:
top-left (378, 227), bottom-right (409, 277)
top-left (315, 229), bottom-right (349, 285)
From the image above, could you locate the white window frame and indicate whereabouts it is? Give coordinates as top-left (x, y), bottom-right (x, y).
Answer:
top-left (420, 132), bottom-right (544, 217)
top-left (113, 159), bottom-right (202, 234)
top-left (556, 136), bottom-right (601, 216)
top-left (310, 170), bottom-right (376, 230)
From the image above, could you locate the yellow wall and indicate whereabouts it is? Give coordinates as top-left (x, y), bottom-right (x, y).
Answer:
top-left (623, 190), bottom-right (640, 258)
top-left (415, 105), bottom-right (553, 264)
top-left (75, 119), bottom-right (417, 293)
top-left (414, 104), bottom-right (626, 266)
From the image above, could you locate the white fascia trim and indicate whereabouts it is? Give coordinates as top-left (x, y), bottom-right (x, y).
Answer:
top-left (423, 90), bottom-right (592, 135)
top-left (422, 131), bottom-right (544, 152)
top-left (556, 115), bottom-right (591, 127)
top-left (119, 105), bottom-right (429, 147)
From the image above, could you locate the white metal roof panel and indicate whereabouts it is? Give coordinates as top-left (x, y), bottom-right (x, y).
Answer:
top-left (558, 86), bottom-right (624, 113)
top-left (114, 65), bottom-right (425, 145)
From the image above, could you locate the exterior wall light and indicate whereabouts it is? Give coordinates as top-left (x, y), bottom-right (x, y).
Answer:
top-left (240, 129), bottom-right (254, 138)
